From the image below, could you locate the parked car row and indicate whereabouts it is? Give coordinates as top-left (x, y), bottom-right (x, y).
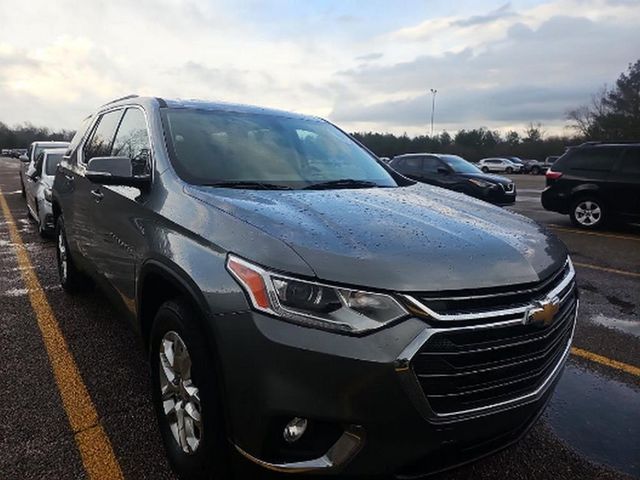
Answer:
top-left (18, 141), bottom-right (71, 236)
top-left (1, 147), bottom-right (28, 158)
top-left (16, 95), bottom-right (577, 479)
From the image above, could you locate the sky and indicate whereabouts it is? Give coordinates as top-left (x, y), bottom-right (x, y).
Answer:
top-left (0, 0), bottom-right (638, 136)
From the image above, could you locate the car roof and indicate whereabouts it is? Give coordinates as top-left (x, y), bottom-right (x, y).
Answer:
top-left (100, 94), bottom-right (321, 122)
top-left (32, 141), bottom-right (70, 146)
top-left (42, 147), bottom-right (67, 155)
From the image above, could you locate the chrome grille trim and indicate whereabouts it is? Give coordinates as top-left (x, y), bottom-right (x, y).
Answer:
top-left (402, 259), bottom-right (575, 322)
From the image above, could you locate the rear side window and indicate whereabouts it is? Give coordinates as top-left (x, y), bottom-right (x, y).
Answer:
top-left (83, 110), bottom-right (123, 162)
top-left (561, 147), bottom-right (621, 171)
top-left (400, 157), bottom-right (422, 173)
top-left (616, 147), bottom-right (640, 175)
top-left (111, 108), bottom-right (151, 175)
top-left (422, 157), bottom-right (442, 173)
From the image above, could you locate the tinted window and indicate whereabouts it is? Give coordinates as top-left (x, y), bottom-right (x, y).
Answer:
top-left (111, 108), bottom-right (151, 176)
top-left (440, 155), bottom-right (481, 174)
top-left (45, 153), bottom-right (63, 175)
top-left (566, 147), bottom-right (620, 171)
top-left (395, 157), bottom-right (422, 174)
top-left (617, 147), bottom-right (640, 175)
top-left (422, 157), bottom-right (442, 173)
top-left (163, 109), bottom-right (397, 188)
top-left (83, 110), bottom-right (123, 162)
top-left (66, 116), bottom-right (93, 157)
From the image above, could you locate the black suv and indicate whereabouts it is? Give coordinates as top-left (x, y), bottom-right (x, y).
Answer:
top-left (390, 153), bottom-right (516, 205)
top-left (53, 96), bottom-right (576, 479)
top-left (541, 143), bottom-right (640, 229)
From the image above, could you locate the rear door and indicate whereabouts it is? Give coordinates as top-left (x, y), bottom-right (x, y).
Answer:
top-left (88, 106), bottom-right (153, 315)
top-left (610, 146), bottom-right (640, 217)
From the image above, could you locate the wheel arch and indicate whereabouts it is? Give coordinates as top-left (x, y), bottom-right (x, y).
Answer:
top-left (570, 184), bottom-right (603, 203)
top-left (137, 258), bottom-right (213, 351)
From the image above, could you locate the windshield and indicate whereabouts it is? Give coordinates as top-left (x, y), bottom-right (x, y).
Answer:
top-left (45, 153), bottom-right (63, 175)
top-left (438, 155), bottom-right (482, 174)
top-left (162, 109), bottom-right (398, 189)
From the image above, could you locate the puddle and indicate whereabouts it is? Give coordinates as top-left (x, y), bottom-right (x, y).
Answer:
top-left (589, 313), bottom-right (640, 338)
top-left (546, 362), bottom-right (640, 477)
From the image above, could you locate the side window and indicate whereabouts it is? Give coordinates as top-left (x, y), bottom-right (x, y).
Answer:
top-left (66, 116), bottom-right (93, 158)
top-left (83, 110), bottom-right (123, 163)
top-left (617, 147), bottom-right (640, 175)
top-left (111, 108), bottom-right (151, 176)
top-left (422, 157), bottom-right (442, 173)
top-left (403, 157), bottom-right (423, 174)
top-left (34, 152), bottom-right (45, 176)
top-left (569, 147), bottom-right (620, 171)
top-left (27, 144), bottom-right (34, 160)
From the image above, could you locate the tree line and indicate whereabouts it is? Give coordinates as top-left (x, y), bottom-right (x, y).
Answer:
top-left (1, 59), bottom-right (637, 160)
top-left (0, 122), bottom-right (75, 149)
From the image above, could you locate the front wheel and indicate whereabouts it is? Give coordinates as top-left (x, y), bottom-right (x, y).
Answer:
top-left (506, 167), bottom-right (513, 174)
top-left (570, 197), bottom-right (606, 229)
top-left (531, 166), bottom-right (540, 175)
top-left (150, 299), bottom-right (232, 480)
top-left (481, 166), bottom-right (489, 173)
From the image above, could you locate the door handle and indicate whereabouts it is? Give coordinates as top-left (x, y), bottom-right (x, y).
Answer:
top-left (90, 189), bottom-right (104, 202)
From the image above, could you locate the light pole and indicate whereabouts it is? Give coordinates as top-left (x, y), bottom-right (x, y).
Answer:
top-left (429, 88), bottom-right (437, 138)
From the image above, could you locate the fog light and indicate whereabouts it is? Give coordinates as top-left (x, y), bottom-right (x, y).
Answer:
top-left (283, 417), bottom-right (308, 443)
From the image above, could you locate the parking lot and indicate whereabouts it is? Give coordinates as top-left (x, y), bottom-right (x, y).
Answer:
top-left (0, 156), bottom-right (638, 479)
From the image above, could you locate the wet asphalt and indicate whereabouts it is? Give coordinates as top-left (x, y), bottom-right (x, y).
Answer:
top-left (0, 158), bottom-right (638, 479)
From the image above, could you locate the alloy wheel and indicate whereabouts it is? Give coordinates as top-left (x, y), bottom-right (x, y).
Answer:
top-left (574, 200), bottom-right (602, 226)
top-left (159, 331), bottom-right (203, 454)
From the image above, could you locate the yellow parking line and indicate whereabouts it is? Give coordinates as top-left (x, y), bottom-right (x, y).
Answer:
top-left (571, 347), bottom-right (640, 377)
top-left (548, 224), bottom-right (640, 242)
top-left (0, 190), bottom-right (124, 480)
top-left (573, 261), bottom-right (640, 279)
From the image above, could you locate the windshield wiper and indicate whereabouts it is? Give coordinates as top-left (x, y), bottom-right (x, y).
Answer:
top-left (202, 181), bottom-right (293, 190)
top-left (303, 179), bottom-right (381, 190)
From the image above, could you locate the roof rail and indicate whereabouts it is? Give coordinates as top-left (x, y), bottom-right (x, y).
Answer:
top-left (102, 94), bottom-right (139, 106)
top-left (577, 140), bottom-right (640, 147)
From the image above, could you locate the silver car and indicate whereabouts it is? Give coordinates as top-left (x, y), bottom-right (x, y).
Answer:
top-left (477, 157), bottom-right (522, 174)
top-left (24, 148), bottom-right (66, 236)
top-left (20, 140), bottom-right (70, 198)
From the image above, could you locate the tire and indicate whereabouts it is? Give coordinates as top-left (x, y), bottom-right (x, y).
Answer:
top-left (150, 299), bottom-right (232, 480)
top-left (531, 166), bottom-right (540, 175)
top-left (481, 166), bottom-right (489, 173)
top-left (570, 196), bottom-right (606, 229)
top-left (56, 216), bottom-right (88, 293)
top-left (506, 167), bottom-right (513, 174)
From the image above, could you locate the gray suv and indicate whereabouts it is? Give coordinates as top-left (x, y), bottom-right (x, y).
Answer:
top-left (52, 96), bottom-right (577, 479)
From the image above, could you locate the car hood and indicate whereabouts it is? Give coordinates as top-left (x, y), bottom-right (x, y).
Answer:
top-left (456, 172), bottom-right (512, 186)
top-left (185, 183), bottom-right (566, 292)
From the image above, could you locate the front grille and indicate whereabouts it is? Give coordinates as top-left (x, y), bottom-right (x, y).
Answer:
top-left (407, 261), bottom-right (577, 417)
top-left (504, 183), bottom-right (515, 193)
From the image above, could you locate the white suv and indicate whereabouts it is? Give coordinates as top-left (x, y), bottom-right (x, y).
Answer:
top-left (478, 158), bottom-right (522, 174)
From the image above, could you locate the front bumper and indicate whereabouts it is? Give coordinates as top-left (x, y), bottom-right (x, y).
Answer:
top-left (209, 301), bottom-right (575, 476)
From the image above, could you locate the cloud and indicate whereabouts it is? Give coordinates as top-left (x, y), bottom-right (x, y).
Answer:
top-left (451, 3), bottom-right (516, 27)
top-left (355, 52), bottom-right (383, 62)
top-left (0, 0), bottom-right (638, 136)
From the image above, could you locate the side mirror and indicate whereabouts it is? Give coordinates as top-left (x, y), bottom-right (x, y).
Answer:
top-left (86, 156), bottom-right (151, 188)
top-left (437, 167), bottom-right (450, 175)
top-left (19, 154), bottom-right (29, 162)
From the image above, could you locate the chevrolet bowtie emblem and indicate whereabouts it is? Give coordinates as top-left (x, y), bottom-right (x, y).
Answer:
top-left (524, 297), bottom-right (560, 327)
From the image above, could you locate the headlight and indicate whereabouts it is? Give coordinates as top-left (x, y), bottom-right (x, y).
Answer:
top-left (226, 255), bottom-right (408, 333)
top-left (468, 178), bottom-right (493, 188)
top-left (44, 188), bottom-right (53, 202)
